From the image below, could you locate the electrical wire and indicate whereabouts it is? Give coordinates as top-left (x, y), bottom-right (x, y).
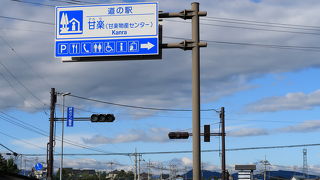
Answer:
top-left (0, 60), bottom-right (47, 106)
top-left (21, 142), bottom-right (320, 156)
top-left (48, 0), bottom-right (82, 5)
top-left (68, 94), bottom-right (219, 112)
top-left (8, 0), bottom-right (55, 7)
top-left (0, 48), bottom-right (49, 114)
top-left (0, 15), bottom-right (54, 25)
top-left (6, 0), bottom-right (320, 36)
top-left (0, 32), bottom-right (52, 90)
top-left (0, 111), bottom-right (116, 154)
top-left (0, 130), bottom-right (46, 150)
top-left (49, 0), bottom-right (100, 5)
top-left (1, 15), bottom-right (320, 52)
top-left (164, 36), bottom-right (320, 52)
top-left (201, 18), bottom-right (320, 32)
top-left (165, 19), bottom-right (320, 36)
top-left (0, 69), bottom-right (45, 112)
top-left (204, 16), bottom-right (320, 29)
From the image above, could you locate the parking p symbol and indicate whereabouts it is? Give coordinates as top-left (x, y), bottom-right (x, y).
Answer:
top-left (59, 43), bottom-right (68, 54)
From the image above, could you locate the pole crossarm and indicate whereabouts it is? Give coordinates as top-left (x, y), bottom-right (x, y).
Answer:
top-left (186, 133), bottom-right (226, 136)
top-left (161, 41), bottom-right (207, 50)
top-left (53, 117), bottom-right (90, 121)
top-left (159, 10), bottom-right (207, 19)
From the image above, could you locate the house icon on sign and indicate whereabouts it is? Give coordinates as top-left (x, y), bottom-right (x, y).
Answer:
top-left (59, 11), bottom-right (83, 35)
top-left (69, 18), bottom-right (81, 32)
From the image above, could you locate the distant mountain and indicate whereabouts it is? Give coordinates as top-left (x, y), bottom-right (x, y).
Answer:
top-left (183, 170), bottom-right (319, 180)
top-left (184, 170), bottom-right (221, 179)
top-left (253, 170), bottom-right (320, 180)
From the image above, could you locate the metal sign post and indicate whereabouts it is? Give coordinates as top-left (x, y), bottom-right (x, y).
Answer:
top-left (160, 3), bottom-right (206, 180)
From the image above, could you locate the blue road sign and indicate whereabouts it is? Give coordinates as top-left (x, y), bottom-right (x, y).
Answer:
top-left (35, 163), bottom-right (43, 171)
top-left (67, 107), bottom-right (74, 127)
top-left (55, 2), bottom-right (159, 58)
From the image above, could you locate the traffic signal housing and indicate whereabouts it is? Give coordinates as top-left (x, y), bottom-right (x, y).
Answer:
top-left (91, 114), bottom-right (115, 122)
top-left (204, 124), bottom-right (210, 142)
top-left (168, 132), bottom-right (190, 139)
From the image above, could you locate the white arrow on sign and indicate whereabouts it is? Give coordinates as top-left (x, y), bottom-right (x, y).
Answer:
top-left (140, 42), bottom-right (154, 50)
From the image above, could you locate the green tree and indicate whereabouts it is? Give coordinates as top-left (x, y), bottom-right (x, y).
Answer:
top-left (0, 155), bottom-right (19, 174)
top-left (54, 168), bottom-right (73, 180)
top-left (6, 158), bottom-right (19, 174)
top-left (0, 154), bottom-right (7, 173)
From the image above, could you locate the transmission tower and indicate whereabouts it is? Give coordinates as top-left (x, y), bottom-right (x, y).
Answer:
top-left (303, 149), bottom-right (308, 178)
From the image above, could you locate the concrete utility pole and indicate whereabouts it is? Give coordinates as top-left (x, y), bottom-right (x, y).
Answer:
top-left (260, 157), bottom-right (271, 180)
top-left (169, 164), bottom-right (177, 180)
top-left (159, 3), bottom-right (207, 180)
top-left (138, 154), bottom-right (142, 180)
top-left (160, 163), bottom-right (163, 180)
top-left (134, 150), bottom-right (138, 180)
top-left (147, 160), bottom-right (151, 180)
top-left (191, 3), bottom-right (202, 180)
top-left (47, 88), bottom-right (56, 180)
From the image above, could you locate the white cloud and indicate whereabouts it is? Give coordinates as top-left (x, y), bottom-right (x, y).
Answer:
top-left (279, 120), bottom-right (320, 133)
top-left (227, 119), bottom-right (320, 137)
top-left (82, 128), bottom-right (170, 144)
top-left (12, 134), bottom-right (95, 150)
top-left (228, 127), bottom-right (269, 137)
top-left (246, 90), bottom-right (320, 112)
top-left (181, 157), bottom-right (193, 167)
top-left (1, 0), bottom-right (320, 117)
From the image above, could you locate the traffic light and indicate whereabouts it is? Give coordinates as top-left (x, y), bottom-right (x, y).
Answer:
top-left (90, 114), bottom-right (115, 122)
top-left (168, 132), bottom-right (190, 139)
top-left (204, 125), bottom-right (210, 142)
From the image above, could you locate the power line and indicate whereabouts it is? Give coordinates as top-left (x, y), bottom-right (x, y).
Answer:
top-left (204, 16), bottom-right (320, 29)
top-left (165, 19), bottom-right (320, 36)
top-left (0, 15), bottom-right (54, 25)
top-left (0, 111), bottom-right (115, 154)
top-left (0, 130), bottom-right (46, 150)
top-left (8, 0), bottom-right (55, 7)
top-left (0, 68), bottom-right (43, 111)
top-left (164, 36), bottom-right (320, 52)
top-left (1, 15), bottom-right (320, 52)
top-left (48, 0), bottom-right (82, 5)
top-left (49, 0), bottom-right (100, 5)
top-left (0, 143), bottom-right (18, 155)
top-left (0, 56), bottom-right (49, 113)
top-left (201, 18), bottom-right (320, 32)
top-left (0, 32), bottom-right (52, 89)
top-left (56, 103), bottom-right (218, 121)
top-left (5, 0), bottom-right (320, 34)
top-left (205, 40), bottom-right (320, 52)
top-left (22, 143), bottom-right (320, 156)
top-left (8, 0), bottom-right (99, 7)
top-left (68, 94), bottom-right (219, 112)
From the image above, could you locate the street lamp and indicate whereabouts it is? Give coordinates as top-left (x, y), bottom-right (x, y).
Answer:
top-left (58, 92), bottom-right (70, 180)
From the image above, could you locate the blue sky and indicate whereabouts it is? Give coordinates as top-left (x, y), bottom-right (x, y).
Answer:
top-left (0, 0), bottom-right (320, 175)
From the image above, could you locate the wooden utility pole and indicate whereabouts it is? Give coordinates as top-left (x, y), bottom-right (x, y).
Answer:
top-left (221, 107), bottom-right (226, 180)
top-left (47, 88), bottom-right (56, 180)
